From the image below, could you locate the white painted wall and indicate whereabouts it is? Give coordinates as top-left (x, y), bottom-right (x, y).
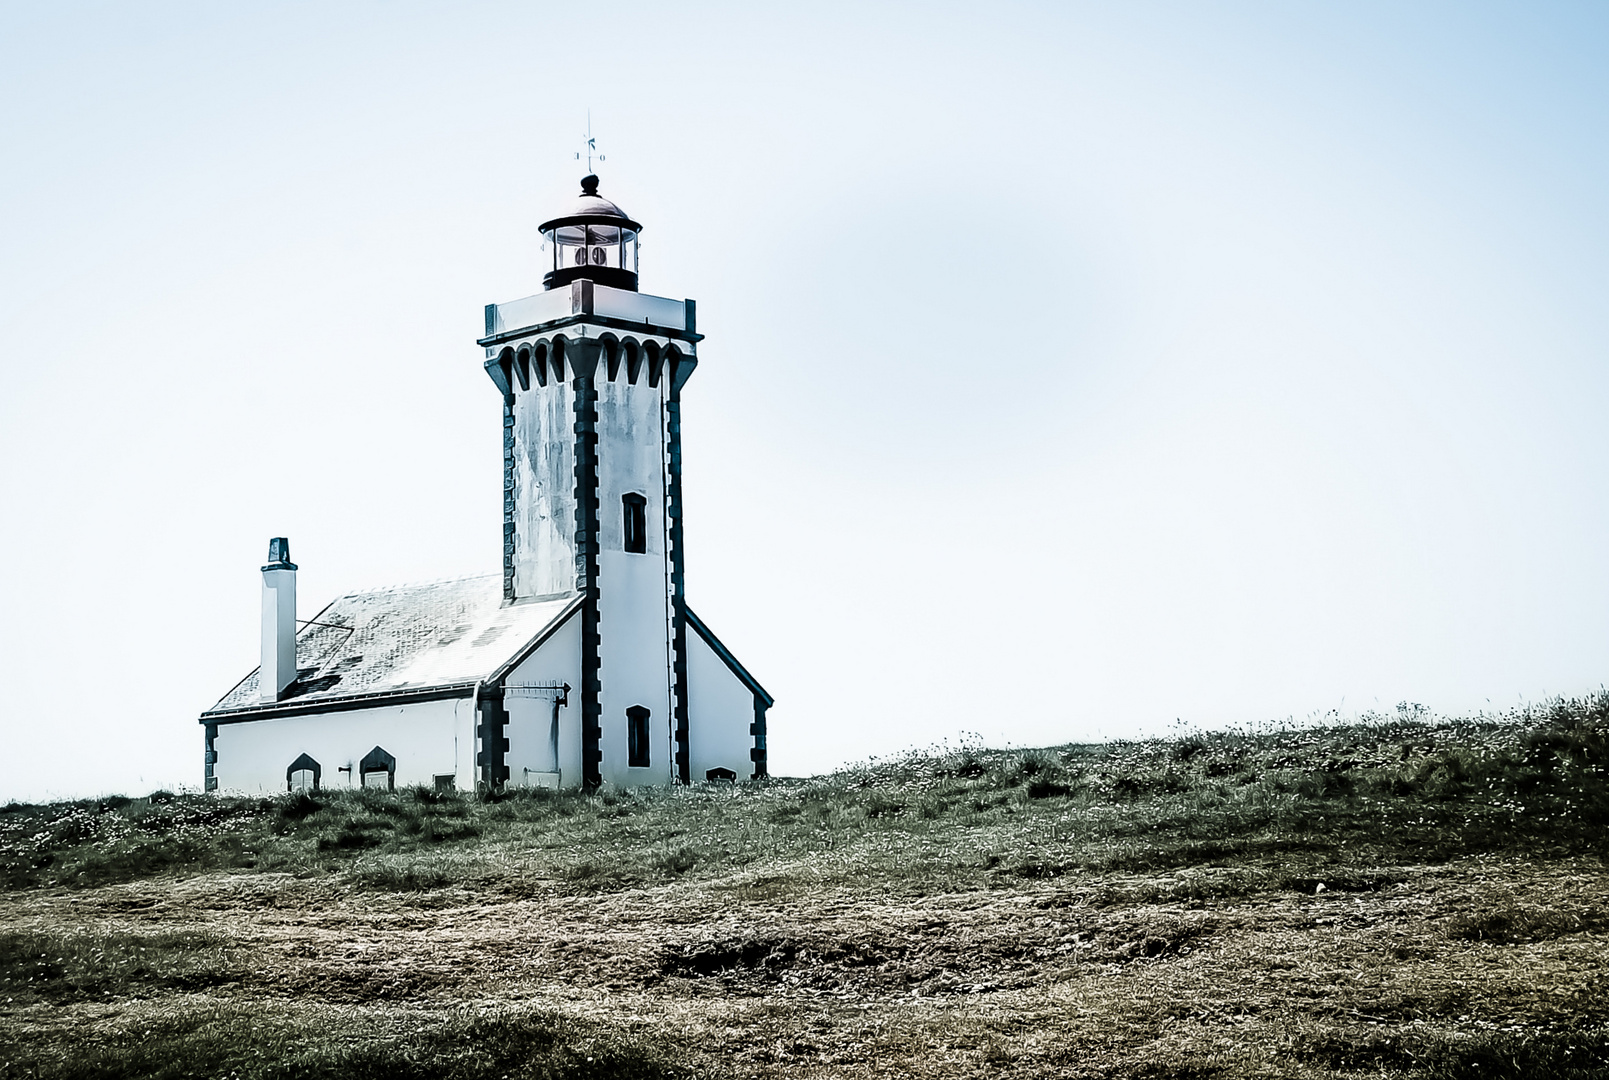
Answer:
top-left (504, 609), bottom-right (582, 788)
top-left (687, 629), bottom-right (759, 782)
top-left (595, 368), bottom-right (675, 788)
top-left (210, 696), bottom-right (474, 794)
top-left (510, 371), bottom-right (577, 599)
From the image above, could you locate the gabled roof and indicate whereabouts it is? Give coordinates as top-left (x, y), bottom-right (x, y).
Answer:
top-left (685, 606), bottom-right (774, 708)
top-left (202, 575), bottom-right (579, 722)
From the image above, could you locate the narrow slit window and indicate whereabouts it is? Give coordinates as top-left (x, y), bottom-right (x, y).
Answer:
top-left (623, 493), bottom-right (647, 554)
top-left (627, 705), bottom-right (651, 768)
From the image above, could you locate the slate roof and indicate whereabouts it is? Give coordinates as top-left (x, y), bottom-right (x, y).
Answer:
top-left (203, 575), bottom-right (577, 718)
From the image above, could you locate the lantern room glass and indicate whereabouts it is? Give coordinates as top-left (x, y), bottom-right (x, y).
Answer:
top-left (546, 224), bottom-right (638, 275)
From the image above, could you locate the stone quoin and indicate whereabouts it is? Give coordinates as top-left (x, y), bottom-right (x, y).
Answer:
top-left (198, 175), bottom-right (771, 794)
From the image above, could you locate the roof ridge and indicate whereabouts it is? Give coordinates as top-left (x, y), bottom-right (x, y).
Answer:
top-left (332, 570), bottom-right (500, 599)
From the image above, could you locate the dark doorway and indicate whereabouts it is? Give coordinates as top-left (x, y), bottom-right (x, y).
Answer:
top-left (626, 706), bottom-right (651, 768)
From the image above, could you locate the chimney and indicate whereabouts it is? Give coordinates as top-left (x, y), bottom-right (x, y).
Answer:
top-left (260, 537), bottom-right (298, 702)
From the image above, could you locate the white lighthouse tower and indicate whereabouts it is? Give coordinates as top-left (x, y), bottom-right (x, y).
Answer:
top-left (477, 173), bottom-right (766, 791)
top-left (199, 174), bottom-right (770, 795)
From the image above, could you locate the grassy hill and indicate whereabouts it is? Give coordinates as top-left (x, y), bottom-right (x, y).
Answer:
top-left (2, 698), bottom-right (1607, 1079)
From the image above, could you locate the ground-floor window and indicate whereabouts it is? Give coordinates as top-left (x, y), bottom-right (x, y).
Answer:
top-left (360, 745), bottom-right (396, 790)
top-left (287, 753), bottom-right (321, 791)
top-left (433, 774), bottom-right (456, 792)
top-left (627, 705), bottom-right (651, 767)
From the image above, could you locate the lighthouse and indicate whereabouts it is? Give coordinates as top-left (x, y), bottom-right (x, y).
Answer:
top-left (199, 174), bottom-right (770, 794)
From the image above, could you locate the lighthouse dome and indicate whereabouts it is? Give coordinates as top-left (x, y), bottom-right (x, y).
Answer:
top-left (543, 175), bottom-right (634, 225)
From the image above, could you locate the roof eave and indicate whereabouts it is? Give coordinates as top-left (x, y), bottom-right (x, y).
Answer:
top-left (199, 681), bottom-right (481, 725)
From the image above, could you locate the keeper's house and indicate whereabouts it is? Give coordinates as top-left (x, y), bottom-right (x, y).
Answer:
top-left (198, 175), bottom-right (771, 794)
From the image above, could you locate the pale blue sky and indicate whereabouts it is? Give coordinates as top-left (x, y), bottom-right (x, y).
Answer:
top-left (2, 2), bottom-right (1607, 800)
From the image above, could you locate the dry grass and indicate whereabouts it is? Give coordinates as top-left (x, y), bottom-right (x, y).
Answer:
top-left (2, 698), bottom-right (1607, 1077)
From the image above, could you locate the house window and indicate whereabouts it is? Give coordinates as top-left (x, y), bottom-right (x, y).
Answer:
top-left (626, 705), bottom-right (651, 767)
top-left (286, 753), bottom-right (321, 792)
top-left (623, 493), bottom-right (647, 554)
top-left (360, 745), bottom-right (396, 791)
top-left (433, 774), bottom-right (456, 792)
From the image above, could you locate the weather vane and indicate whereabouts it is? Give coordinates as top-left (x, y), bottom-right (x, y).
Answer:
top-left (576, 111), bottom-right (604, 174)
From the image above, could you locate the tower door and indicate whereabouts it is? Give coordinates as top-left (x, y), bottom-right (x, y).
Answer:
top-left (626, 705), bottom-right (652, 768)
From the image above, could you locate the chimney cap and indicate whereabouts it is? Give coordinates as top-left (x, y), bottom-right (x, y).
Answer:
top-left (262, 536), bottom-right (298, 572)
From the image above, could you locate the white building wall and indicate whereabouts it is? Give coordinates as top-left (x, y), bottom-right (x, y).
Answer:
top-left (686, 631), bottom-right (759, 782)
top-left (595, 370), bottom-right (675, 788)
top-left (511, 374), bottom-right (577, 599)
top-left (504, 611), bottom-right (583, 788)
top-left (210, 696), bottom-right (474, 794)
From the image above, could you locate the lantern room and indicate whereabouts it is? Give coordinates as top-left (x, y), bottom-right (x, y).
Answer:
top-left (539, 174), bottom-right (641, 293)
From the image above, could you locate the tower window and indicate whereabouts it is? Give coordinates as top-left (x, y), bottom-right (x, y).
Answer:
top-left (623, 493), bottom-right (647, 554)
top-left (626, 705), bottom-right (651, 768)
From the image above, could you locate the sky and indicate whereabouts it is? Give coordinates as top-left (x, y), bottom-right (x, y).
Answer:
top-left (2, 1), bottom-right (1608, 801)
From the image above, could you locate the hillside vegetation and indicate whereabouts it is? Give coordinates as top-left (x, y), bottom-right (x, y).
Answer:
top-left (2, 699), bottom-right (1607, 1079)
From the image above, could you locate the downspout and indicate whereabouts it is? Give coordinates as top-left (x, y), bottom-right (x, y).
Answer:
top-left (550, 689), bottom-right (563, 777)
top-left (466, 678), bottom-right (482, 792)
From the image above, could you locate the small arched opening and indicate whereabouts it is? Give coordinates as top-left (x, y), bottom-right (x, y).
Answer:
top-left (623, 339), bottom-right (642, 384)
top-left (514, 346), bottom-right (531, 391)
top-left (551, 338), bottom-right (567, 382)
top-left (644, 340), bottom-right (662, 388)
top-left (533, 341), bottom-right (550, 386)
